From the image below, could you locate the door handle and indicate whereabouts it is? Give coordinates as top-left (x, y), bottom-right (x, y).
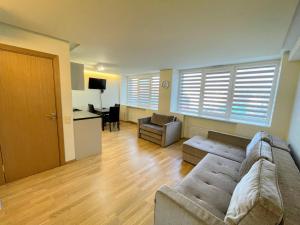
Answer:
top-left (46, 113), bottom-right (57, 120)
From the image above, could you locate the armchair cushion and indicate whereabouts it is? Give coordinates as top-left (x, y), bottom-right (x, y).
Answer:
top-left (150, 113), bottom-right (175, 126)
top-left (140, 123), bottom-right (163, 135)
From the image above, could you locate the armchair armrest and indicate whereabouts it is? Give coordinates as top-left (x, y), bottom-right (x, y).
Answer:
top-left (155, 185), bottom-right (225, 225)
top-left (137, 117), bottom-right (151, 137)
top-left (162, 121), bottom-right (182, 147)
top-left (207, 130), bottom-right (251, 149)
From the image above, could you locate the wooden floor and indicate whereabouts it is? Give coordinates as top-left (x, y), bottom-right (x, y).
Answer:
top-left (0, 122), bottom-right (193, 225)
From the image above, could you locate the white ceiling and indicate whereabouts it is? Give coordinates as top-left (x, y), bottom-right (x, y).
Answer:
top-left (0, 0), bottom-right (299, 75)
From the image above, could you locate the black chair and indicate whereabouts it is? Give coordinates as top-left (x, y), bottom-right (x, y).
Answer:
top-left (101, 111), bottom-right (109, 131)
top-left (115, 103), bottom-right (120, 107)
top-left (88, 104), bottom-right (97, 113)
top-left (107, 106), bottom-right (120, 132)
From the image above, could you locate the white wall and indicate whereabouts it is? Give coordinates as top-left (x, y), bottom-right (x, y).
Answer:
top-left (0, 23), bottom-right (75, 161)
top-left (72, 71), bottom-right (121, 110)
top-left (288, 73), bottom-right (300, 165)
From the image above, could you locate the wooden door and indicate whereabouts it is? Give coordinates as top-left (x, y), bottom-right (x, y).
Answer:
top-left (0, 47), bottom-right (61, 182)
top-left (0, 149), bottom-right (5, 185)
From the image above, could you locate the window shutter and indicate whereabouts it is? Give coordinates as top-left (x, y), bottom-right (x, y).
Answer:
top-left (202, 71), bottom-right (231, 117)
top-left (176, 61), bottom-right (279, 126)
top-left (127, 74), bottom-right (160, 110)
top-left (150, 76), bottom-right (160, 109)
top-left (127, 78), bottom-right (138, 107)
top-left (138, 78), bottom-right (150, 108)
top-left (230, 65), bottom-right (277, 125)
top-left (178, 72), bottom-right (202, 115)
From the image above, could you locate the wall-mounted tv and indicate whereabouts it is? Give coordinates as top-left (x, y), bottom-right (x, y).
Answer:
top-left (88, 78), bottom-right (106, 91)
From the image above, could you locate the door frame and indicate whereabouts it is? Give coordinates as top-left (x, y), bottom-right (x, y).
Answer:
top-left (0, 43), bottom-right (66, 165)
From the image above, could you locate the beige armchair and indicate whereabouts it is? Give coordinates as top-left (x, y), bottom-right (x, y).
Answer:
top-left (138, 113), bottom-right (182, 147)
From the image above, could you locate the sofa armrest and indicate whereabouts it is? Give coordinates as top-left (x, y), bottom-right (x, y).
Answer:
top-left (207, 130), bottom-right (251, 149)
top-left (162, 121), bottom-right (182, 147)
top-left (155, 185), bottom-right (225, 225)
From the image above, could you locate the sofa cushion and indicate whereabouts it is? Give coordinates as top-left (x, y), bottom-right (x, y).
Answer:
top-left (239, 141), bottom-right (273, 178)
top-left (225, 159), bottom-right (283, 225)
top-left (155, 185), bottom-right (226, 225)
top-left (175, 154), bottom-right (241, 220)
top-left (246, 131), bottom-right (271, 156)
top-left (269, 135), bottom-right (290, 152)
top-left (183, 136), bottom-right (245, 163)
top-left (140, 123), bottom-right (163, 135)
top-left (150, 113), bottom-right (175, 126)
top-left (248, 132), bottom-right (290, 152)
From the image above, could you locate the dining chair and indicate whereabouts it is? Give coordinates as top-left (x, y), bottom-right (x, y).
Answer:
top-left (108, 106), bottom-right (120, 132)
top-left (88, 104), bottom-right (97, 113)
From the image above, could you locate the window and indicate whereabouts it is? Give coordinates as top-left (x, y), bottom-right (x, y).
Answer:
top-left (178, 72), bottom-right (202, 115)
top-left (127, 74), bottom-right (160, 110)
top-left (176, 61), bottom-right (279, 126)
top-left (231, 64), bottom-right (277, 125)
top-left (202, 69), bottom-right (231, 117)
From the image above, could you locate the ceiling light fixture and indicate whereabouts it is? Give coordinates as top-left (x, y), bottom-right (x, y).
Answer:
top-left (96, 64), bottom-right (104, 71)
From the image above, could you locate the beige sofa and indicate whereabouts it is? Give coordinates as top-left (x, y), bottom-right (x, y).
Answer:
top-left (154, 131), bottom-right (300, 225)
top-left (138, 113), bottom-right (182, 147)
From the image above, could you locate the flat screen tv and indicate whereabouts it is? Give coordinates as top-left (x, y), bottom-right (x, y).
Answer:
top-left (88, 78), bottom-right (106, 91)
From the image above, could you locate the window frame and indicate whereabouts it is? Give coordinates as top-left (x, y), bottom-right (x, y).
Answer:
top-left (174, 60), bottom-right (280, 127)
top-left (126, 73), bottom-right (160, 110)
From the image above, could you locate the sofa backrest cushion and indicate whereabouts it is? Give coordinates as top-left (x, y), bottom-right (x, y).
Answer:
top-left (150, 113), bottom-right (175, 126)
top-left (246, 131), bottom-right (271, 156)
top-left (225, 159), bottom-right (283, 225)
top-left (239, 141), bottom-right (273, 178)
top-left (269, 135), bottom-right (290, 152)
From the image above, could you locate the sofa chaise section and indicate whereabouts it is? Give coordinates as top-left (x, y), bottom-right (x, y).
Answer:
top-left (183, 132), bottom-right (249, 165)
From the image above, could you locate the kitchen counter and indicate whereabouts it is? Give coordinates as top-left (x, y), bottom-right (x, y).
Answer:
top-left (73, 110), bottom-right (102, 160)
top-left (73, 110), bottom-right (101, 121)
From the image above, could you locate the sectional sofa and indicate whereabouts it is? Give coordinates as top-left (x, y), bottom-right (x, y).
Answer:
top-left (154, 131), bottom-right (300, 225)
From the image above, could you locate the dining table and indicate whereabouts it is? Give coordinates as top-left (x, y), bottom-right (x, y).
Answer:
top-left (95, 107), bottom-right (110, 115)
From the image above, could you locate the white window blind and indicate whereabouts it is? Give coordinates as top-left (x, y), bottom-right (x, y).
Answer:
top-left (178, 72), bottom-right (202, 115)
top-left (127, 74), bottom-right (160, 110)
top-left (230, 65), bottom-right (277, 125)
top-left (176, 61), bottom-right (279, 126)
top-left (202, 70), bottom-right (231, 117)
